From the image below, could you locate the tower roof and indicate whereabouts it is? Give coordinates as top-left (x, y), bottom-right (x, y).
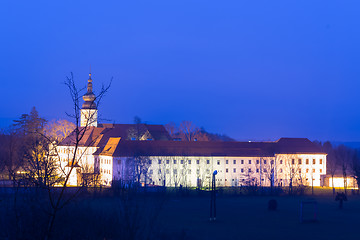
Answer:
top-left (82, 72), bottom-right (97, 109)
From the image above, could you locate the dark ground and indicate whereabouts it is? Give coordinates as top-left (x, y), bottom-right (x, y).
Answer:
top-left (158, 192), bottom-right (360, 240)
top-left (0, 187), bottom-right (359, 240)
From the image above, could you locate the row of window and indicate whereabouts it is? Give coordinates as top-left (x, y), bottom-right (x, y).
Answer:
top-left (151, 158), bottom-right (323, 165)
top-left (101, 159), bottom-right (111, 165)
top-left (100, 168), bottom-right (111, 174)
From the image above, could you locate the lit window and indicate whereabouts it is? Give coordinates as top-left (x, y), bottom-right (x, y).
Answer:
top-left (320, 169), bottom-right (322, 173)
top-left (313, 169), bottom-right (315, 173)
top-left (306, 159), bottom-right (309, 164)
top-left (320, 159), bottom-right (323, 164)
top-left (313, 159), bottom-right (316, 164)
top-left (306, 169), bottom-right (309, 173)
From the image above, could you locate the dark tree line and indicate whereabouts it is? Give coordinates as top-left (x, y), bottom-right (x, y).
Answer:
top-left (165, 120), bottom-right (234, 142)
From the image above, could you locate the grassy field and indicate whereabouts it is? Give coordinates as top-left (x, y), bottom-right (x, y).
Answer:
top-left (158, 193), bottom-right (360, 240)
top-left (1, 187), bottom-right (359, 239)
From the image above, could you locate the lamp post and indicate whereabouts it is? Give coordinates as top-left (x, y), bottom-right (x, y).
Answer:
top-left (210, 170), bottom-right (218, 221)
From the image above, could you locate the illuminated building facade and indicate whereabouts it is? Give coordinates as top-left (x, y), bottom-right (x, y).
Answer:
top-left (57, 75), bottom-right (327, 188)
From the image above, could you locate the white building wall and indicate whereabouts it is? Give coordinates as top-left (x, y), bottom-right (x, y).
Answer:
top-left (56, 145), bottom-right (98, 186)
top-left (107, 154), bottom-right (327, 188)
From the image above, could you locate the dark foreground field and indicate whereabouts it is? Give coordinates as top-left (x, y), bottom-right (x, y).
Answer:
top-left (0, 188), bottom-right (359, 240)
top-left (160, 194), bottom-right (360, 240)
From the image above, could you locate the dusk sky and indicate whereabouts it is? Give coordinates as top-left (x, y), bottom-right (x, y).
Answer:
top-left (1, 1), bottom-right (360, 142)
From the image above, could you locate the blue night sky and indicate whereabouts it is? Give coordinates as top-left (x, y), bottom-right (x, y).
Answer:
top-left (1, 1), bottom-right (360, 142)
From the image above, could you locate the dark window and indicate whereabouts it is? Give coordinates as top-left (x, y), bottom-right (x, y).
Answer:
top-left (263, 160), bottom-right (266, 164)
top-left (197, 160), bottom-right (200, 164)
top-left (226, 160), bottom-right (229, 164)
top-left (256, 160), bottom-right (259, 164)
top-left (234, 160), bottom-right (236, 164)
top-left (226, 168), bottom-right (228, 173)
top-left (181, 160), bottom-right (184, 164)
top-left (249, 160), bottom-right (252, 164)
top-left (256, 169), bottom-right (259, 173)
top-left (298, 159), bottom-right (302, 164)
top-left (158, 160), bottom-right (161, 164)
top-left (166, 160), bottom-right (169, 164)
top-left (248, 168), bottom-right (251, 173)
top-left (217, 160), bottom-right (220, 165)
top-left (241, 160), bottom-right (244, 164)
top-left (280, 160), bottom-right (283, 164)
top-left (174, 160), bottom-right (177, 164)
top-left (233, 168), bottom-right (236, 173)
top-left (188, 160), bottom-right (191, 164)
top-left (207, 160), bottom-right (210, 164)
top-left (292, 159), bottom-right (295, 165)
top-left (148, 160), bottom-right (152, 164)
top-left (241, 168), bottom-right (244, 173)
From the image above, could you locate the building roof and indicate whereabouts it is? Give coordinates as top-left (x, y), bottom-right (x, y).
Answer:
top-left (275, 138), bottom-right (324, 154)
top-left (59, 123), bottom-right (325, 158)
top-left (97, 138), bottom-right (325, 158)
top-left (98, 140), bottom-right (276, 157)
top-left (59, 123), bottom-right (171, 147)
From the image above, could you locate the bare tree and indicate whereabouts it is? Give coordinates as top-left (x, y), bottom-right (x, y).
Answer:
top-left (42, 73), bottom-right (111, 240)
top-left (283, 154), bottom-right (301, 195)
top-left (335, 145), bottom-right (354, 194)
top-left (179, 120), bottom-right (200, 141)
top-left (44, 119), bottom-right (76, 142)
top-left (322, 141), bottom-right (337, 193)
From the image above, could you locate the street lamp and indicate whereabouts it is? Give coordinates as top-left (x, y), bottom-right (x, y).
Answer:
top-left (210, 170), bottom-right (218, 221)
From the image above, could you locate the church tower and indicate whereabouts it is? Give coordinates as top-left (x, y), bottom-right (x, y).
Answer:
top-left (80, 72), bottom-right (98, 127)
